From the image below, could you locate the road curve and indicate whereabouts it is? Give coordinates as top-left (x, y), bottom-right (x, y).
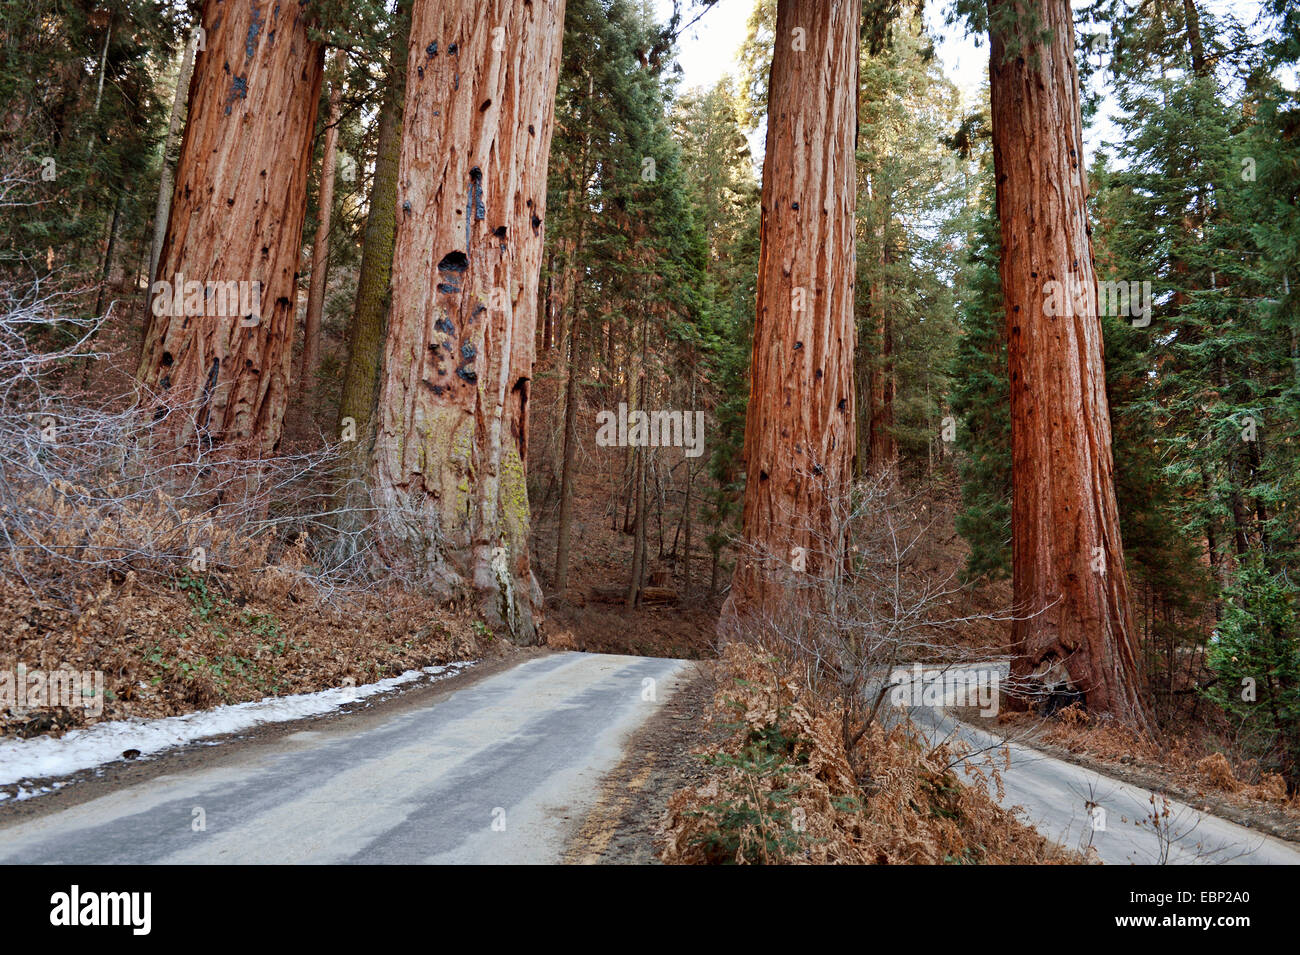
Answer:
top-left (902, 665), bottom-right (1300, 865)
top-left (0, 652), bottom-right (690, 864)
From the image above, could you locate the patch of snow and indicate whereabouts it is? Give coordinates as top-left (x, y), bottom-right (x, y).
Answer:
top-left (0, 662), bottom-right (476, 791)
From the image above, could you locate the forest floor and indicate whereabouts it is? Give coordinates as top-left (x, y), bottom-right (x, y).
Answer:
top-left (0, 565), bottom-right (498, 741)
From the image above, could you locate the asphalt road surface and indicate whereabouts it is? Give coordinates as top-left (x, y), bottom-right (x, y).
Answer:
top-left (903, 664), bottom-right (1300, 865)
top-left (0, 652), bottom-right (690, 864)
top-left (3, 652), bottom-right (1297, 865)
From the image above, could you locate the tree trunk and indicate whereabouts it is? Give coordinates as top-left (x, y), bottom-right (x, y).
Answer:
top-left (298, 48), bottom-right (345, 393)
top-left (867, 286), bottom-right (896, 474)
top-left (626, 311), bottom-right (649, 609)
top-left (720, 0), bottom-right (860, 631)
top-left (137, 0), bottom-right (325, 457)
top-left (682, 376), bottom-right (697, 597)
top-left (149, 33), bottom-right (196, 289)
top-left (853, 309), bottom-right (871, 480)
top-left (988, 0), bottom-right (1150, 730)
top-left (542, 264), bottom-right (554, 350)
top-left (626, 439), bottom-right (646, 609)
top-left (334, 1), bottom-right (411, 551)
top-left (372, 0), bottom-right (565, 643)
top-left (94, 191), bottom-right (124, 317)
top-left (553, 309), bottom-right (581, 595)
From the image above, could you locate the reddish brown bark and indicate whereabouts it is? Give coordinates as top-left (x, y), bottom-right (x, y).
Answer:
top-left (988, 0), bottom-right (1150, 729)
top-left (372, 0), bottom-right (565, 643)
top-left (721, 0), bottom-right (860, 630)
top-left (137, 0), bottom-right (324, 457)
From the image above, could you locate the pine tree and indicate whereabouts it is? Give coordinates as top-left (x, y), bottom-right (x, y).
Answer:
top-left (949, 141), bottom-right (1011, 581)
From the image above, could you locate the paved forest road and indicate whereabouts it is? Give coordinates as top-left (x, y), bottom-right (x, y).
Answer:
top-left (905, 671), bottom-right (1300, 865)
top-left (0, 653), bottom-right (690, 864)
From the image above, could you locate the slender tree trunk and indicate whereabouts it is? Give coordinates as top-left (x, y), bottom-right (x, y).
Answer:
top-left (720, 0), bottom-right (860, 631)
top-left (627, 393), bottom-right (647, 608)
top-left (334, 1), bottom-right (411, 550)
top-left (988, 0), bottom-right (1150, 730)
top-left (93, 21), bottom-right (110, 114)
top-left (94, 192), bottom-right (124, 316)
top-left (1182, 0), bottom-right (1206, 76)
top-left (626, 310), bottom-right (649, 609)
top-left (542, 265), bottom-right (554, 351)
top-left (149, 34), bottom-right (196, 289)
top-left (553, 310), bottom-right (582, 594)
top-left (137, 0), bottom-right (325, 457)
top-left (681, 373), bottom-right (697, 595)
top-left (854, 313), bottom-right (871, 480)
top-left (299, 49), bottom-right (345, 391)
top-left (682, 456), bottom-right (694, 598)
top-left (868, 287), bottom-right (896, 473)
top-left (372, 0), bottom-right (565, 643)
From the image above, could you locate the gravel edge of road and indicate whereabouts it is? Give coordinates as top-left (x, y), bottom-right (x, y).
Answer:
top-left (562, 663), bottom-right (716, 864)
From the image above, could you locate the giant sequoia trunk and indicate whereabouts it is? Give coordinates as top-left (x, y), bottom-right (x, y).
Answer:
top-left (137, 0), bottom-right (324, 457)
top-left (988, 0), bottom-right (1150, 729)
top-left (721, 0), bottom-right (860, 630)
top-left (372, 0), bottom-right (565, 643)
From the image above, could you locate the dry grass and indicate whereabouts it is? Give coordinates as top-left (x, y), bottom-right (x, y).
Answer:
top-left (658, 644), bottom-right (1086, 864)
top-left (0, 276), bottom-right (500, 739)
top-left (1031, 704), bottom-right (1294, 808)
top-left (0, 499), bottom-right (496, 737)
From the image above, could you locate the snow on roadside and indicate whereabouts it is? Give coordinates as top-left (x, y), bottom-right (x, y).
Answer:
top-left (0, 662), bottom-right (476, 792)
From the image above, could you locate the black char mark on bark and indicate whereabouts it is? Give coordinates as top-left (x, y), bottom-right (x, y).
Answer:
top-left (245, 7), bottom-right (262, 58)
top-left (467, 167), bottom-right (485, 249)
top-left (224, 76), bottom-right (248, 115)
top-left (437, 251), bottom-right (468, 293)
top-left (513, 376), bottom-right (529, 455)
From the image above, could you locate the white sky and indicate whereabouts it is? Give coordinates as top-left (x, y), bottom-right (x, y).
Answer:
top-left (657, 0), bottom-right (984, 100)
top-left (656, 0), bottom-right (1275, 168)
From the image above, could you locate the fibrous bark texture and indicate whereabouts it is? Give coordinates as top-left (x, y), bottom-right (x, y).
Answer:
top-left (721, 0), bottom-right (860, 631)
top-left (372, 0), bottom-right (565, 643)
top-left (138, 0), bottom-right (324, 457)
top-left (988, 0), bottom-right (1150, 728)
